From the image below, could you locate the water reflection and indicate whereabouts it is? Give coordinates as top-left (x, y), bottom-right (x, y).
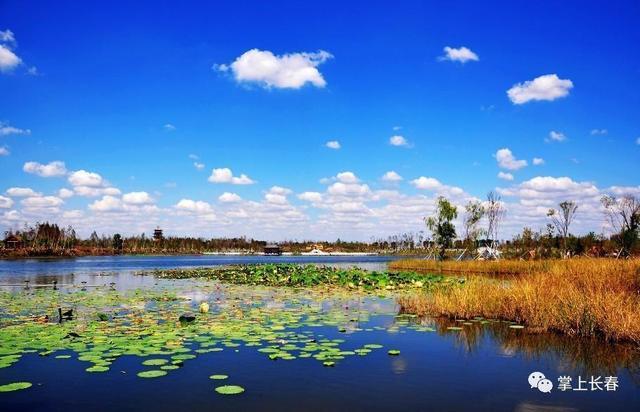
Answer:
top-left (402, 315), bottom-right (640, 382)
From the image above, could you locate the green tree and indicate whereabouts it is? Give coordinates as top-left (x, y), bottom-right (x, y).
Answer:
top-left (425, 196), bottom-right (458, 259)
top-left (601, 195), bottom-right (640, 257)
top-left (463, 200), bottom-right (485, 248)
top-left (547, 200), bottom-right (578, 255)
top-left (112, 233), bottom-right (123, 253)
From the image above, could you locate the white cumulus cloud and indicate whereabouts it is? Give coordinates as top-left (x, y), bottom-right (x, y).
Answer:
top-left (547, 130), bottom-right (566, 142)
top-left (6, 187), bottom-right (41, 197)
top-left (23, 161), bottom-right (67, 177)
top-left (298, 191), bottom-right (323, 203)
top-left (439, 46), bottom-right (479, 63)
top-left (0, 44), bottom-right (21, 73)
top-left (0, 122), bottom-right (31, 136)
top-left (0, 30), bottom-right (16, 45)
top-left (325, 140), bottom-right (341, 149)
top-left (218, 192), bottom-right (242, 203)
top-left (58, 188), bottom-right (74, 198)
top-left (68, 170), bottom-right (104, 187)
top-left (122, 191), bottom-right (154, 205)
top-left (0, 195), bottom-right (13, 208)
top-left (215, 49), bottom-right (333, 89)
top-left (507, 74), bottom-right (573, 104)
top-left (410, 177), bottom-right (442, 190)
top-left (208, 167), bottom-right (255, 185)
top-left (89, 195), bottom-right (123, 212)
top-left (389, 135), bottom-right (409, 147)
top-left (74, 186), bottom-right (121, 198)
top-left (22, 195), bottom-right (63, 209)
top-left (498, 171), bottom-right (514, 181)
top-left (533, 157), bottom-right (545, 166)
top-left (175, 199), bottom-right (214, 214)
top-left (336, 171), bottom-right (358, 184)
top-left (381, 171), bottom-right (403, 182)
top-left (0, 146), bottom-right (8, 156)
top-left (496, 148), bottom-right (527, 171)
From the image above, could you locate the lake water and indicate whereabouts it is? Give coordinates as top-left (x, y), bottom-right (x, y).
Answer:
top-left (0, 256), bottom-right (638, 411)
top-left (0, 255), bottom-right (399, 291)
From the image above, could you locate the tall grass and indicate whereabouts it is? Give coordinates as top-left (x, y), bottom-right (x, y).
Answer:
top-left (389, 258), bottom-right (554, 276)
top-left (398, 259), bottom-right (640, 343)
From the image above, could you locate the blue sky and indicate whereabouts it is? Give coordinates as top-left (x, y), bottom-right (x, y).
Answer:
top-left (0, 1), bottom-right (639, 240)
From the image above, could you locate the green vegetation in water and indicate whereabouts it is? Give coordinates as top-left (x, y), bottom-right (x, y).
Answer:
top-left (0, 279), bottom-right (461, 395)
top-left (142, 358), bottom-right (168, 366)
top-left (387, 350), bottom-right (401, 356)
top-left (151, 264), bottom-right (454, 291)
top-left (137, 370), bottom-right (168, 378)
top-left (215, 385), bottom-right (245, 395)
top-left (210, 374), bottom-right (228, 380)
top-left (0, 382), bottom-right (32, 392)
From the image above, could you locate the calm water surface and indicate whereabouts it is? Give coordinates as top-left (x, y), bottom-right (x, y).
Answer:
top-left (0, 255), bottom-right (399, 290)
top-left (0, 256), bottom-right (638, 411)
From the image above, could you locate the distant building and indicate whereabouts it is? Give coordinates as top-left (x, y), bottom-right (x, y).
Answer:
top-left (3, 234), bottom-right (22, 250)
top-left (264, 244), bottom-right (282, 256)
top-left (153, 227), bottom-right (164, 241)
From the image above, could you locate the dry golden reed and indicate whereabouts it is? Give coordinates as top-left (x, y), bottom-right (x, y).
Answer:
top-left (398, 258), bottom-right (640, 343)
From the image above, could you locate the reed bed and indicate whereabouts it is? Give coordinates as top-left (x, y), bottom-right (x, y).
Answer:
top-left (398, 259), bottom-right (640, 343)
top-left (389, 258), bottom-right (555, 276)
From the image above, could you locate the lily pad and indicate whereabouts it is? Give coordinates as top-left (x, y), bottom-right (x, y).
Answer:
top-left (137, 370), bottom-right (167, 378)
top-left (86, 365), bottom-right (109, 372)
top-left (215, 385), bottom-right (245, 395)
top-left (0, 382), bottom-right (32, 392)
top-left (387, 350), bottom-right (401, 356)
top-left (142, 358), bottom-right (168, 366)
top-left (364, 344), bottom-right (383, 349)
top-left (210, 374), bottom-right (228, 380)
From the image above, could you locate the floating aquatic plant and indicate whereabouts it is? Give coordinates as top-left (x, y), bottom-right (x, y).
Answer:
top-left (137, 370), bottom-right (167, 378)
top-left (142, 359), bottom-right (168, 366)
top-left (0, 275), bottom-right (440, 389)
top-left (86, 365), bottom-right (109, 372)
top-left (209, 374), bottom-right (228, 380)
top-left (215, 385), bottom-right (245, 395)
top-left (152, 264), bottom-right (449, 291)
top-left (0, 382), bottom-right (32, 392)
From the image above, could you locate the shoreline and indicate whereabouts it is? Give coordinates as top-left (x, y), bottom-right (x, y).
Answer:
top-left (0, 251), bottom-right (398, 260)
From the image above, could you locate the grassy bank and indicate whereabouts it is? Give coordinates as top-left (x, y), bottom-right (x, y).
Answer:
top-left (389, 258), bottom-right (558, 276)
top-left (398, 258), bottom-right (640, 343)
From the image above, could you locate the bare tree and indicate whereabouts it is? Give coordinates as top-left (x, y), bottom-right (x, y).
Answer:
top-left (547, 200), bottom-right (578, 255)
top-left (485, 191), bottom-right (505, 251)
top-left (463, 200), bottom-right (485, 247)
top-left (601, 195), bottom-right (640, 257)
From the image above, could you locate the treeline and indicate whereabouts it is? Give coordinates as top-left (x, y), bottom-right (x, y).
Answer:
top-left (1, 222), bottom-right (423, 256)
top-left (1, 223), bottom-right (273, 256)
top-left (422, 192), bottom-right (640, 259)
top-left (2, 190), bottom-right (638, 259)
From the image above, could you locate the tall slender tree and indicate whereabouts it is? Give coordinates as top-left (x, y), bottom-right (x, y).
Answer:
top-left (463, 200), bottom-right (485, 248)
top-left (425, 196), bottom-right (458, 260)
top-left (601, 195), bottom-right (640, 257)
top-left (485, 191), bottom-right (505, 251)
top-left (547, 200), bottom-right (578, 254)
